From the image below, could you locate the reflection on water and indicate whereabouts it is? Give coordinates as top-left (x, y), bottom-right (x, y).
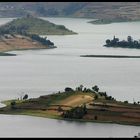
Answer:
top-left (0, 17), bottom-right (139, 137)
top-left (0, 114), bottom-right (139, 138)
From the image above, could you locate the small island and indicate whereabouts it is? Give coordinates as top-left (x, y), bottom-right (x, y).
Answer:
top-left (0, 85), bottom-right (140, 126)
top-left (88, 18), bottom-right (138, 25)
top-left (104, 36), bottom-right (140, 49)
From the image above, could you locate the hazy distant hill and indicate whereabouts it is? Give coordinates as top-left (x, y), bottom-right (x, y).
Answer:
top-left (0, 2), bottom-right (140, 22)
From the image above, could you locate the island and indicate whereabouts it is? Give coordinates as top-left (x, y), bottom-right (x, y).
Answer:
top-left (88, 18), bottom-right (137, 25)
top-left (104, 36), bottom-right (140, 49)
top-left (0, 85), bottom-right (140, 126)
top-left (0, 14), bottom-right (77, 55)
top-left (80, 55), bottom-right (140, 58)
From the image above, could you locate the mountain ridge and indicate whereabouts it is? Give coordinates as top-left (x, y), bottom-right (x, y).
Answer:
top-left (0, 2), bottom-right (140, 22)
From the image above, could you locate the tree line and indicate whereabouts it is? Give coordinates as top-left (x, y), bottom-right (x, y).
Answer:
top-left (0, 24), bottom-right (55, 47)
top-left (105, 36), bottom-right (140, 49)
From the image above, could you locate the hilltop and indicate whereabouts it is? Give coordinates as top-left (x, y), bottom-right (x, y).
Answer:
top-left (0, 15), bottom-right (77, 35)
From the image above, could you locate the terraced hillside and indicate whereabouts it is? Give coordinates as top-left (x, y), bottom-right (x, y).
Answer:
top-left (0, 2), bottom-right (140, 23)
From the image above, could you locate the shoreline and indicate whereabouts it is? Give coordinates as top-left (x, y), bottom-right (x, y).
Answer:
top-left (0, 104), bottom-right (140, 127)
top-left (0, 47), bottom-right (56, 56)
top-left (88, 19), bottom-right (140, 25)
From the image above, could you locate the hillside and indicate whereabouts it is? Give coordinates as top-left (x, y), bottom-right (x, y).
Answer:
top-left (0, 15), bottom-right (76, 35)
top-left (0, 34), bottom-right (56, 53)
top-left (0, 2), bottom-right (140, 23)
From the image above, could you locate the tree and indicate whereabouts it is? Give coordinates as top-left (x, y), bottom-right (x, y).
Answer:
top-left (57, 106), bottom-right (63, 112)
top-left (127, 36), bottom-right (133, 43)
top-left (11, 101), bottom-right (16, 109)
top-left (124, 100), bottom-right (128, 104)
top-left (23, 94), bottom-right (28, 100)
top-left (94, 94), bottom-right (98, 100)
top-left (106, 39), bottom-right (111, 45)
top-left (92, 85), bottom-right (99, 92)
top-left (133, 102), bottom-right (137, 105)
top-left (79, 84), bottom-right (84, 91)
top-left (83, 103), bottom-right (87, 114)
top-left (65, 87), bottom-right (74, 92)
top-left (83, 87), bottom-right (87, 92)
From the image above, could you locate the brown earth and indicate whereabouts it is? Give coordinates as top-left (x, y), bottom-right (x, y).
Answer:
top-left (0, 34), bottom-right (49, 52)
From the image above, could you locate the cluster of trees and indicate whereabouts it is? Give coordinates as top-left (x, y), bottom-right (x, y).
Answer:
top-left (105, 36), bottom-right (140, 49)
top-left (10, 94), bottom-right (28, 109)
top-left (64, 85), bottom-right (100, 93)
top-left (64, 85), bottom-right (116, 101)
top-left (62, 104), bottom-right (87, 119)
top-left (75, 85), bottom-right (100, 93)
top-left (0, 24), bottom-right (55, 47)
top-left (28, 34), bottom-right (54, 46)
top-left (123, 100), bottom-right (140, 105)
top-left (0, 24), bottom-right (29, 35)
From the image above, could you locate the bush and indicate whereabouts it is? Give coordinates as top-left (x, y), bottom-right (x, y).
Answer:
top-left (11, 101), bottom-right (16, 109)
top-left (23, 94), bottom-right (28, 100)
top-left (65, 87), bottom-right (74, 92)
top-left (124, 100), bottom-right (128, 104)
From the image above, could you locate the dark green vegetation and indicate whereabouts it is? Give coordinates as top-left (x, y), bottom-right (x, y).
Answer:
top-left (62, 104), bottom-right (87, 119)
top-left (80, 55), bottom-right (140, 58)
top-left (0, 85), bottom-right (140, 126)
top-left (27, 34), bottom-right (54, 46)
top-left (0, 15), bottom-right (77, 35)
top-left (104, 36), bottom-right (140, 49)
top-left (0, 2), bottom-right (140, 24)
top-left (0, 52), bottom-right (16, 56)
top-left (89, 18), bottom-right (135, 25)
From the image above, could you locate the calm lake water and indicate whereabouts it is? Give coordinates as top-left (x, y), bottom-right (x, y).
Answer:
top-left (0, 17), bottom-right (139, 137)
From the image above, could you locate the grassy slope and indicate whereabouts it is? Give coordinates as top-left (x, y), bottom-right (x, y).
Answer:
top-left (0, 16), bottom-right (77, 35)
top-left (0, 91), bottom-right (94, 118)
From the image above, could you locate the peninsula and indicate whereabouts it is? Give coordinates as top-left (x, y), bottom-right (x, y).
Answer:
top-left (0, 34), bottom-right (56, 54)
top-left (0, 85), bottom-right (140, 126)
top-left (0, 15), bottom-right (77, 55)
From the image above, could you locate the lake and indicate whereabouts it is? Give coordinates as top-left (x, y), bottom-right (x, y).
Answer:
top-left (0, 17), bottom-right (139, 137)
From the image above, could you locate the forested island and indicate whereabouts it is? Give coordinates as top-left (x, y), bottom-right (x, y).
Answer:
top-left (0, 85), bottom-right (140, 126)
top-left (104, 36), bottom-right (140, 49)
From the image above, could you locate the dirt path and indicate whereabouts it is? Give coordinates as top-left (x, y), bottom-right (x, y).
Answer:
top-left (59, 95), bottom-right (93, 107)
